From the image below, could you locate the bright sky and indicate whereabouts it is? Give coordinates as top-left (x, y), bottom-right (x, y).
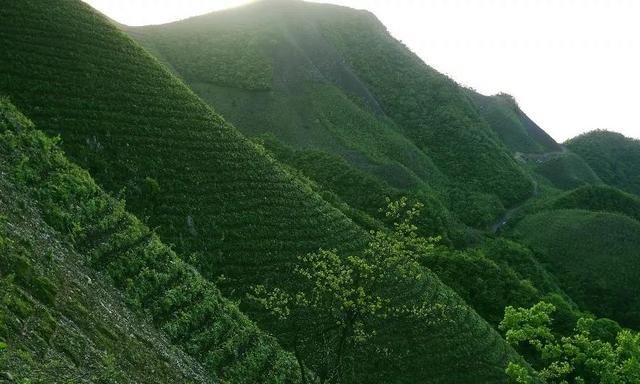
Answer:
top-left (83, 0), bottom-right (640, 142)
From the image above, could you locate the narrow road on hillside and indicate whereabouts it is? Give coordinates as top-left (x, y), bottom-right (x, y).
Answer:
top-left (489, 146), bottom-right (567, 233)
top-left (490, 178), bottom-right (538, 234)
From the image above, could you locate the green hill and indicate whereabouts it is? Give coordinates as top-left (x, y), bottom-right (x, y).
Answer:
top-left (548, 185), bottom-right (640, 221)
top-left (532, 151), bottom-right (602, 190)
top-left (468, 92), bottom-right (561, 154)
top-left (0, 1), bottom-right (529, 382)
top-left (513, 209), bottom-right (640, 328)
top-left (566, 130), bottom-right (640, 196)
top-left (126, 0), bottom-right (534, 225)
top-left (0, 98), bottom-right (300, 383)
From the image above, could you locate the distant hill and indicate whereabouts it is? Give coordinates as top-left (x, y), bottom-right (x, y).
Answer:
top-left (0, 1), bottom-right (528, 382)
top-left (126, 0), bottom-right (535, 227)
top-left (0, 98), bottom-right (300, 383)
top-left (532, 151), bottom-right (602, 190)
top-left (548, 185), bottom-right (640, 222)
top-left (467, 91), bottom-right (561, 154)
top-left (513, 209), bottom-right (640, 328)
top-left (566, 130), bottom-right (640, 196)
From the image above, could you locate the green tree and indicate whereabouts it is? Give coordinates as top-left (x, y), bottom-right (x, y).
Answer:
top-left (500, 302), bottom-right (640, 383)
top-left (250, 198), bottom-right (449, 383)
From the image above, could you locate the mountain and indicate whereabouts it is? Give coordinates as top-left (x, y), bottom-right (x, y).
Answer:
top-left (0, 98), bottom-right (299, 383)
top-left (0, 1), bottom-right (530, 382)
top-left (566, 130), bottom-right (640, 196)
top-left (126, 0), bottom-right (536, 228)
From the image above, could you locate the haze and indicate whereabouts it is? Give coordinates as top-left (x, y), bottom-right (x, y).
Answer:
top-left (83, 0), bottom-right (640, 142)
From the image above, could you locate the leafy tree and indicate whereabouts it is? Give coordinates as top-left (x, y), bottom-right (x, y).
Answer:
top-left (500, 302), bottom-right (640, 383)
top-left (250, 198), bottom-right (449, 383)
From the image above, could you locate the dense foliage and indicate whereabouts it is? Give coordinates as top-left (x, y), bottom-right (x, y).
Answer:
top-left (533, 152), bottom-right (601, 191)
top-left (319, 9), bottom-right (533, 207)
top-left (549, 185), bottom-right (640, 222)
top-left (256, 135), bottom-right (464, 243)
top-left (250, 199), bottom-right (448, 382)
top-left (0, 203), bottom-right (206, 383)
top-left (468, 92), bottom-right (561, 154)
top-left (566, 130), bottom-right (640, 196)
top-left (127, 0), bottom-right (537, 230)
top-left (500, 302), bottom-right (640, 383)
top-left (514, 209), bottom-right (640, 328)
top-left (0, 0), bottom-right (367, 303)
top-left (0, 2), bottom-right (532, 382)
top-left (0, 98), bottom-right (301, 382)
top-left (4, 1), bottom-right (640, 383)
top-left (130, 6), bottom-right (446, 194)
top-left (250, 198), bottom-right (528, 383)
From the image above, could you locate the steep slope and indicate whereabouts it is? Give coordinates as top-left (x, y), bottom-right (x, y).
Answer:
top-left (0, 98), bottom-right (300, 382)
top-left (468, 91), bottom-right (562, 154)
top-left (126, 1), bottom-right (445, 192)
top-left (513, 209), bottom-right (640, 328)
top-left (0, 1), bottom-right (529, 382)
top-left (256, 135), bottom-right (464, 244)
top-left (0, 0), bottom-right (367, 297)
top-left (0, 176), bottom-right (206, 383)
top-left (566, 130), bottom-right (640, 196)
top-left (127, 0), bottom-right (533, 225)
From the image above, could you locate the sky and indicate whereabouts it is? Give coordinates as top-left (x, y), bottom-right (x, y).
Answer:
top-left (83, 0), bottom-right (640, 142)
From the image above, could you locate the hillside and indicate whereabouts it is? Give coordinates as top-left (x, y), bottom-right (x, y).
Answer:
top-left (531, 151), bottom-right (602, 190)
top-left (0, 0), bottom-right (366, 299)
top-left (126, 0), bottom-right (535, 227)
top-left (566, 130), bottom-right (640, 196)
top-left (0, 98), bottom-right (300, 383)
top-left (0, 1), bottom-right (529, 382)
top-left (548, 185), bottom-right (640, 221)
top-left (468, 91), bottom-right (561, 154)
top-left (513, 209), bottom-right (640, 328)
top-left (256, 135), bottom-right (464, 243)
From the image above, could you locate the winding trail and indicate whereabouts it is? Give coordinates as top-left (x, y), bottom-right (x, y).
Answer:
top-left (489, 146), bottom-right (568, 233)
top-left (490, 178), bottom-right (538, 234)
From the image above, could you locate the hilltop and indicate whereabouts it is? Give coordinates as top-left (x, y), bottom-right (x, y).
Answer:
top-left (467, 91), bottom-right (561, 154)
top-left (126, 0), bottom-right (539, 228)
top-left (566, 130), bottom-right (640, 196)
